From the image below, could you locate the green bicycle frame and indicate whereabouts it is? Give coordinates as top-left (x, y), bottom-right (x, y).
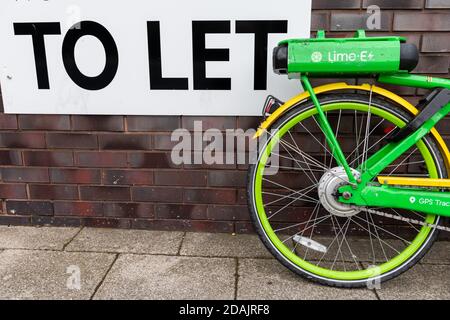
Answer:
top-left (299, 73), bottom-right (450, 216)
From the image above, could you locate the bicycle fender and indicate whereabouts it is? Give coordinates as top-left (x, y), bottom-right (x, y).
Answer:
top-left (253, 82), bottom-right (450, 171)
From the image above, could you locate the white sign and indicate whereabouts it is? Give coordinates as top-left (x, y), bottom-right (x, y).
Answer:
top-left (0, 0), bottom-right (311, 115)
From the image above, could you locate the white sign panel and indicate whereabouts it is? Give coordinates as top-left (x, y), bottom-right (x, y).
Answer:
top-left (0, 0), bottom-right (311, 115)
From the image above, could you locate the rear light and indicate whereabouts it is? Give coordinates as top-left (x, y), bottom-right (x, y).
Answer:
top-left (262, 95), bottom-right (284, 117)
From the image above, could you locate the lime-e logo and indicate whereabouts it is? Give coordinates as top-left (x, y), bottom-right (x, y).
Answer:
top-left (327, 51), bottom-right (375, 63)
top-left (311, 51), bottom-right (323, 63)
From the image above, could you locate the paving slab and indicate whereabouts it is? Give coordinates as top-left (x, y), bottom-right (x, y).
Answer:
top-left (65, 228), bottom-right (184, 255)
top-left (0, 249), bottom-right (115, 300)
top-left (237, 258), bottom-right (377, 300)
top-left (375, 264), bottom-right (450, 300)
top-left (421, 241), bottom-right (450, 265)
top-left (94, 254), bottom-right (235, 300)
top-left (0, 226), bottom-right (80, 250)
top-left (180, 232), bottom-right (272, 258)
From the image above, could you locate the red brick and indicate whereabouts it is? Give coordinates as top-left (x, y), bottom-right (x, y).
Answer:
top-left (46, 133), bottom-right (98, 149)
top-left (182, 116), bottom-right (236, 131)
top-left (83, 217), bottom-right (131, 229)
top-left (313, 0), bottom-right (361, 9)
top-left (184, 188), bottom-right (236, 204)
top-left (72, 115), bottom-right (124, 131)
top-left (413, 55), bottom-right (450, 74)
top-left (153, 134), bottom-right (184, 151)
top-left (32, 216), bottom-right (82, 227)
top-left (235, 222), bottom-right (255, 234)
top-left (132, 187), bottom-right (183, 203)
top-left (19, 115), bottom-right (70, 130)
top-left (208, 171), bottom-right (246, 187)
top-left (207, 205), bottom-right (251, 221)
top-left (237, 117), bottom-right (260, 130)
top-left (363, 0), bottom-right (424, 9)
top-left (127, 116), bottom-right (180, 131)
top-left (102, 169), bottom-right (153, 185)
top-left (0, 114), bottom-right (18, 130)
top-left (2, 168), bottom-right (49, 183)
top-left (54, 201), bottom-right (103, 216)
top-left (311, 12), bottom-right (329, 32)
top-left (0, 132), bottom-right (46, 149)
top-left (422, 34), bottom-right (450, 52)
top-left (154, 170), bottom-right (207, 186)
top-left (80, 186), bottom-right (130, 201)
top-left (155, 204), bottom-right (207, 220)
top-left (99, 134), bottom-right (151, 150)
top-left (103, 202), bottom-right (154, 218)
top-left (6, 200), bottom-right (53, 216)
top-left (331, 12), bottom-right (393, 31)
top-left (237, 189), bottom-right (247, 205)
top-left (0, 184), bottom-right (27, 199)
top-left (188, 220), bottom-right (234, 233)
top-left (394, 13), bottom-right (450, 31)
top-left (23, 151), bottom-right (73, 167)
top-left (29, 184), bottom-right (79, 200)
top-left (0, 150), bottom-right (22, 166)
top-left (76, 152), bottom-right (127, 168)
top-left (128, 152), bottom-right (179, 168)
top-left (50, 168), bottom-right (101, 184)
top-left (0, 215), bottom-right (31, 226)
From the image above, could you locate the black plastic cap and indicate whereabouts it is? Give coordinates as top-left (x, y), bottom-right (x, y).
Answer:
top-left (273, 44), bottom-right (288, 75)
top-left (400, 43), bottom-right (419, 72)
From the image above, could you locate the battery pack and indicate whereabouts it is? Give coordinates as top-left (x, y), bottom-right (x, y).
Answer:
top-left (273, 30), bottom-right (418, 77)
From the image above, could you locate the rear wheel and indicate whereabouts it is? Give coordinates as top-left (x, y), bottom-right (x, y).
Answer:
top-left (247, 93), bottom-right (446, 287)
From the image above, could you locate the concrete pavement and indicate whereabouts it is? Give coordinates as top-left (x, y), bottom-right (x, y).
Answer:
top-left (0, 226), bottom-right (448, 300)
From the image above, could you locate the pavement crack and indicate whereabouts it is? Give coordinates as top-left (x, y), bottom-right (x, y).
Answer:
top-left (62, 227), bottom-right (84, 251)
top-left (373, 288), bottom-right (381, 300)
top-left (176, 232), bottom-right (186, 256)
top-left (90, 253), bottom-right (119, 300)
top-left (233, 258), bottom-right (239, 300)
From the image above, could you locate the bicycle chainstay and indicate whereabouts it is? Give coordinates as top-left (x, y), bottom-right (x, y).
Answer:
top-left (351, 206), bottom-right (450, 232)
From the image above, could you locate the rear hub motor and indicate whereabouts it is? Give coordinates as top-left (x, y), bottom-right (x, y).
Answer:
top-left (318, 167), bottom-right (361, 217)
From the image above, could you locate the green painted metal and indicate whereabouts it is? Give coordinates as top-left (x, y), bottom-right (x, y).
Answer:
top-left (282, 30), bottom-right (404, 76)
top-left (340, 185), bottom-right (450, 216)
top-left (378, 73), bottom-right (450, 90)
top-left (300, 75), bottom-right (357, 184)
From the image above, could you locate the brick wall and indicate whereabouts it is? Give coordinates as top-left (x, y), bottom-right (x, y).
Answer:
top-left (0, 0), bottom-right (449, 233)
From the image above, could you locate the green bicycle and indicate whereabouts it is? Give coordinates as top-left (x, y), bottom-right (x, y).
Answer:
top-left (247, 30), bottom-right (450, 287)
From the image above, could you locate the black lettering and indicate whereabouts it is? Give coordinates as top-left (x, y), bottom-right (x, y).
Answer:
top-left (62, 21), bottom-right (118, 90)
top-left (236, 20), bottom-right (287, 90)
top-left (13, 22), bottom-right (61, 89)
top-left (192, 21), bottom-right (231, 90)
top-left (147, 21), bottom-right (188, 90)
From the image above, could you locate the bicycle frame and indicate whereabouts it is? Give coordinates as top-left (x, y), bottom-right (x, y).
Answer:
top-left (300, 73), bottom-right (450, 216)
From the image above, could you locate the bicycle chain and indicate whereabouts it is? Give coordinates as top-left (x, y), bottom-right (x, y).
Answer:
top-left (352, 206), bottom-right (450, 232)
